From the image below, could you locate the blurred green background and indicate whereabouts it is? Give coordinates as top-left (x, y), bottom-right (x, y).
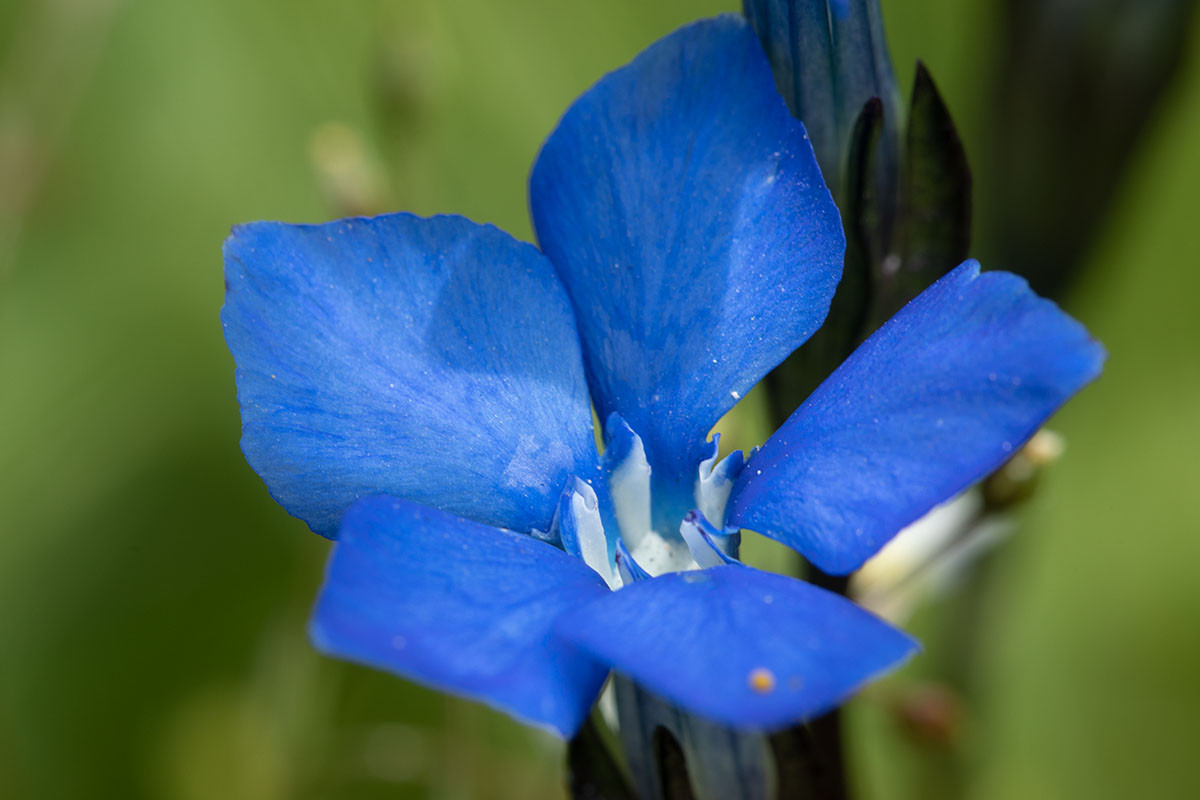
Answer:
top-left (1, 0), bottom-right (1198, 797)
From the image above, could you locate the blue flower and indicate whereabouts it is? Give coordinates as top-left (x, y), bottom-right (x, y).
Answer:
top-left (222, 16), bottom-right (1103, 737)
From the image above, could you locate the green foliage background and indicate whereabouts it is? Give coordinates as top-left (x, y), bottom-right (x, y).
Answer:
top-left (1, 1), bottom-right (1197, 797)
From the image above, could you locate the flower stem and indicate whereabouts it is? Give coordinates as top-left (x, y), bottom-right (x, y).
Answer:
top-left (783, 568), bottom-right (854, 800)
top-left (568, 714), bottom-right (636, 800)
top-left (767, 718), bottom-right (849, 800)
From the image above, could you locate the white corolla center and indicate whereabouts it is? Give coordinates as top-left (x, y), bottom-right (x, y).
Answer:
top-left (607, 429), bottom-right (653, 553)
top-left (549, 478), bottom-right (621, 590)
top-left (567, 484), bottom-right (616, 588)
top-left (549, 425), bottom-right (745, 587)
top-left (628, 529), bottom-right (697, 578)
top-left (695, 440), bottom-right (745, 525)
top-left (606, 425), bottom-right (745, 584)
top-left (678, 515), bottom-right (729, 569)
top-left (606, 427), bottom-right (695, 579)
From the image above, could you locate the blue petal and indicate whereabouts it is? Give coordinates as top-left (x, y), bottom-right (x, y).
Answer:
top-left (556, 565), bottom-right (917, 730)
top-left (222, 213), bottom-right (599, 537)
top-left (530, 15), bottom-right (844, 497)
top-left (727, 261), bottom-right (1106, 574)
top-left (310, 496), bottom-right (612, 737)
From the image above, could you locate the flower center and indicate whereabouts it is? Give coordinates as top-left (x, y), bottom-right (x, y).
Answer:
top-left (603, 419), bottom-right (744, 581)
top-left (545, 419), bottom-right (746, 587)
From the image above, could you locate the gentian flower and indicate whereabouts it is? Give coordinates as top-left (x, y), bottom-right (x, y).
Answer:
top-left (222, 15), bottom-right (1103, 738)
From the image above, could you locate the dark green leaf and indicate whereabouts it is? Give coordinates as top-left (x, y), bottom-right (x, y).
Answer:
top-left (872, 61), bottom-right (971, 327)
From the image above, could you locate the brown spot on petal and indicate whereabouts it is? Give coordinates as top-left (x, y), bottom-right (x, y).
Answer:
top-left (748, 667), bottom-right (776, 694)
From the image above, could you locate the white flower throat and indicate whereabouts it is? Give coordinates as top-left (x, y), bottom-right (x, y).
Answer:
top-left (548, 421), bottom-right (745, 589)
